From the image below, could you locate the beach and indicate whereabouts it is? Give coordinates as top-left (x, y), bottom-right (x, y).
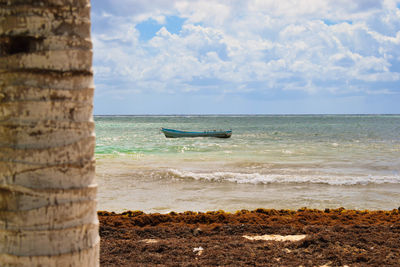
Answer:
top-left (95, 115), bottom-right (400, 265)
top-left (99, 208), bottom-right (400, 266)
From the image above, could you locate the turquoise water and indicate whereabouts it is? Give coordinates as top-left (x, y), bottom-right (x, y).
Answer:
top-left (95, 115), bottom-right (400, 212)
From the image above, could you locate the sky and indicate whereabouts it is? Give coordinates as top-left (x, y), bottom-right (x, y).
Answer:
top-left (91, 0), bottom-right (400, 115)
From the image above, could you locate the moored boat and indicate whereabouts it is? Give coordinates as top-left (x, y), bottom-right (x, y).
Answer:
top-left (161, 128), bottom-right (232, 138)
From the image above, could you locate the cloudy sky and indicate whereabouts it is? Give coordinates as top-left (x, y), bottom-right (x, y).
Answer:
top-left (91, 0), bottom-right (400, 114)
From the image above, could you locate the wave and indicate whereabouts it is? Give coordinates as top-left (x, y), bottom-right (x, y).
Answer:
top-left (163, 169), bottom-right (400, 185)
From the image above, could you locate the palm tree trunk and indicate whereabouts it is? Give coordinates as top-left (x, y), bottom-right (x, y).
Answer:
top-left (0, 0), bottom-right (99, 266)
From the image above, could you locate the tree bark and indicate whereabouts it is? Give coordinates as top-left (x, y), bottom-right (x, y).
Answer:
top-left (0, 0), bottom-right (99, 266)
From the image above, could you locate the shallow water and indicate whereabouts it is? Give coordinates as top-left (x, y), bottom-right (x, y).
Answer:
top-left (95, 115), bottom-right (400, 212)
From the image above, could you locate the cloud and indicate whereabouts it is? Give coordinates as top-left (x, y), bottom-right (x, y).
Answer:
top-left (91, 0), bottom-right (400, 114)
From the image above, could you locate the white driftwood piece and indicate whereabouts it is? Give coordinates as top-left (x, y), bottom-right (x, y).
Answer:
top-left (243, 234), bottom-right (307, 242)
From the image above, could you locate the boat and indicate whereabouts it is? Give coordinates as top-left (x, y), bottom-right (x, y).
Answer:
top-left (161, 128), bottom-right (232, 138)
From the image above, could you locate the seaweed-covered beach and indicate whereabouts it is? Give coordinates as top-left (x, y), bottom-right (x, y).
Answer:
top-left (99, 208), bottom-right (400, 266)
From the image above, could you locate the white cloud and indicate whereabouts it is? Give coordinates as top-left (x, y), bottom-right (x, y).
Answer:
top-left (92, 0), bottom-right (400, 100)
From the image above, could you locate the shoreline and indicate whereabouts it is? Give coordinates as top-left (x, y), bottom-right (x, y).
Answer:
top-left (99, 208), bottom-right (400, 266)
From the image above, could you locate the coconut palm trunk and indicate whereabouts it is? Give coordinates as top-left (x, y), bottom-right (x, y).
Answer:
top-left (0, 0), bottom-right (99, 266)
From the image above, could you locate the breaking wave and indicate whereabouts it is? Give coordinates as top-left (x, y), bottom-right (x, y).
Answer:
top-left (163, 169), bottom-right (400, 185)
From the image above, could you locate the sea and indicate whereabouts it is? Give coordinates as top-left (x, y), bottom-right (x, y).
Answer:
top-left (95, 115), bottom-right (400, 213)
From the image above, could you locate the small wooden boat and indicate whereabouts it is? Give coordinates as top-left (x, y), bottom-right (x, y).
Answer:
top-left (161, 128), bottom-right (232, 138)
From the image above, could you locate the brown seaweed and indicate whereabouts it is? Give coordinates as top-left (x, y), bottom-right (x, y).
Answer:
top-left (99, 208), bottom-right (400, 266)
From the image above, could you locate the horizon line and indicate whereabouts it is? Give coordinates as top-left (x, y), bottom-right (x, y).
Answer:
top-left (93, 113), bottom-right (400, 116)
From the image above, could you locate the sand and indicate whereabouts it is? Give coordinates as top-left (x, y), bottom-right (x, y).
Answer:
top-left (99, 208), bottom-right (400, 266)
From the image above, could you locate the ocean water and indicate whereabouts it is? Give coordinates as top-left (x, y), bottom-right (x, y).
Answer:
top-left (95, 115), bottom-right (400, 213)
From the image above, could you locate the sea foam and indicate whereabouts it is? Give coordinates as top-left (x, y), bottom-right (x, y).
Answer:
top-left (165, 168), bottom-right (400, 185)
